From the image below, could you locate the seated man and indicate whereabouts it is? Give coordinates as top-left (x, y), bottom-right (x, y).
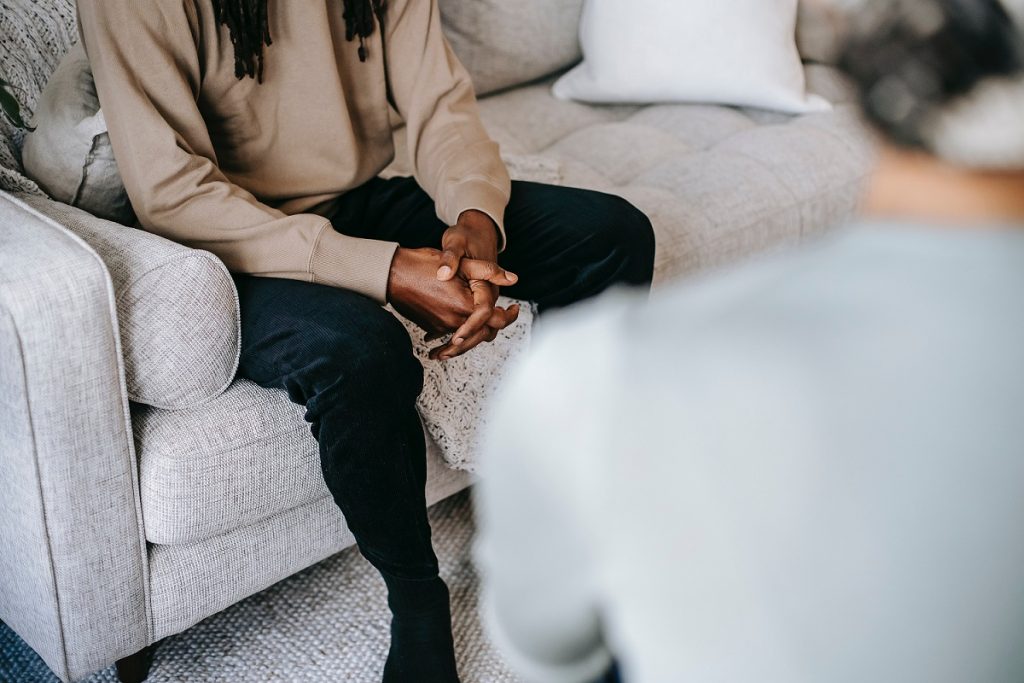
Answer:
top-left (475, 1), bottom-right (1024, 681)
top-left (75, 1), bottom-right (655, 681)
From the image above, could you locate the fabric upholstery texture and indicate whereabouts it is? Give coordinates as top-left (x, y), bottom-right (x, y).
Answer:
top-left (438, 0), bottom-right (583, 96)
top-left (16, 192), bottom-right (242, 410)
top-left (0, 0), bottom-right (76, 194)
top-left (797, 1), bottom-right (844, 64)
top-left (0, 191), bottom-right (150, 683)
top-left (136, 346), bottom-right (514, 544)
top-left (476, 65), bottom-right (873, 283)
top-left (135, 379), bottom-right (325, 546)
top-left (21, 41), bottom-right (134, 224)
top-left (147, 452), bottom-right (471, 640)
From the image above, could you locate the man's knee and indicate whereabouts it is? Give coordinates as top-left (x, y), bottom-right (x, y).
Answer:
top-left (321, 314), bottom-right (423, 406)
top-left (595, 194), bottom-right (656, 286)
top-left (274, 303), bottom-right (423, 413)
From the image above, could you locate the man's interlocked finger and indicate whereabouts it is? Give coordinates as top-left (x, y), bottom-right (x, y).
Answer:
top-left (459, 258), bottom-right (518, 287)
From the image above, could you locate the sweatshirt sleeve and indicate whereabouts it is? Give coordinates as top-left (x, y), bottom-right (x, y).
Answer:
top-left (383, 0), bottom-right (512, 251)
top-left (76, 0), bottom-right (399, 304)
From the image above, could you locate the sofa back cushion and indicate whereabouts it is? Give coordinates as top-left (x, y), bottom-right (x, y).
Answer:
top-left (797, 1), bottom-right (843, 64)
top-left (440, 0), bottom-right (844, 99)
top-left (439, 0), bottom-right (584, 96)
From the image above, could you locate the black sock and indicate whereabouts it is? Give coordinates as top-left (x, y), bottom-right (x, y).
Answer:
top-left (381, 574), bottom-right (460, 683)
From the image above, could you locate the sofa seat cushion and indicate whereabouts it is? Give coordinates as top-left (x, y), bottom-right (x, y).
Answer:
top-left (135, 377), bottom-right (472, 546)
top-left (475, 64), bottom-right (875, 284)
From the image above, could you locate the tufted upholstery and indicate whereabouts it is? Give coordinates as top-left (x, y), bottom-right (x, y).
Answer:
top-left (472, 64), bottom-right (874, 284)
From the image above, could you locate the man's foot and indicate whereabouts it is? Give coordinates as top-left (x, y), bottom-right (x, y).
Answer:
top-left (381, 575), bottom-right (460, 683)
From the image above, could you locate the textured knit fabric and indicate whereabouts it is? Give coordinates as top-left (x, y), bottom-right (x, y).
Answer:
top-left (477, 221), bottom-right (1024, 683)
top-left (0, 0), bottom-right (76, 194)
top-left (75, 0), bottom-right (512, 305)
top-left (0, 191), bottom-right (149, 683)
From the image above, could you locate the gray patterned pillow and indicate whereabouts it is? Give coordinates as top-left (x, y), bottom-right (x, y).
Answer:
top-left (439, 0), bottom-right (584, 96)
top-left (21, 42), bottom-right (135, 224)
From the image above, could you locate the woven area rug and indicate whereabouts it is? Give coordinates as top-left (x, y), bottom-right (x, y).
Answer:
top-left (0, 490), bottom-right (521, 683)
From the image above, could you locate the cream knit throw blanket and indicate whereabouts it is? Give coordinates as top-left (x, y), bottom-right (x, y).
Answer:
top-left (0, 0), bottom-right (562, 471)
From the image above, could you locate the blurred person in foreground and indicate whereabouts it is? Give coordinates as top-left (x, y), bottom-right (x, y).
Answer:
top-left (475, 1), bottom-right (1024, 681)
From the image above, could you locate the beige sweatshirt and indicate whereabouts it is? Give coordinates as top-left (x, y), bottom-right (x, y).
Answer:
top-left (76, 0), bottom-right (511, 304)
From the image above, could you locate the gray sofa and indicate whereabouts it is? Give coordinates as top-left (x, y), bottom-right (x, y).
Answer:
top-left (0, 1), bottom-right (872, 681)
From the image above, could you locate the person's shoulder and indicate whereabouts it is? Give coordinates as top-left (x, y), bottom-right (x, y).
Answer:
top-left (632, 220), bottom-right (1024, 353)
top-left (77, 0), bottom-right (203, 59)
top-left (504, 229), bottom-right (856, 398)
top-left (634, 231), bottom-right (858, 351)
top-left (507, 227), bottom-right (883, 429)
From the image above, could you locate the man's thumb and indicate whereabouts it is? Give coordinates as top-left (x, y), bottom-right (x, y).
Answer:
top-left (460, 259), bottom-right (518, 286)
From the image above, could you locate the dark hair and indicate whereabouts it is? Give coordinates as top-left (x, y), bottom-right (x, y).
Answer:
top-left (211, 0), bottom-right (387, 82)
top-left (837, 0), bottom-right (1024, 150)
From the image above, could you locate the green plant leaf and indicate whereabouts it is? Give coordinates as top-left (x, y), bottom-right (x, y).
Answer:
top-left (0, 81), bottom-right (35, 131)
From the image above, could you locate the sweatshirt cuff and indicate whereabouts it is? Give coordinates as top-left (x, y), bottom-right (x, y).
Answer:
top-left (444, 178), bottom-right (510, 253)
top-left (308, 221), bottom-right (399, 305)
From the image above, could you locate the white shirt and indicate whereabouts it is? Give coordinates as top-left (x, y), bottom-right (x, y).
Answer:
top-left (475, 221), bottom-right (1024, 683)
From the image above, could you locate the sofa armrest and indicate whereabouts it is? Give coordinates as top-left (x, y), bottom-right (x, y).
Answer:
top-left (0, 191), bottom-right (150, 682)
top-left (14, 194), bottom-right (241, 411)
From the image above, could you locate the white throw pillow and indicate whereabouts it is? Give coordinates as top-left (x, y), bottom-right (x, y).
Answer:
top-left (553, 0), bottom-right (831, 114)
